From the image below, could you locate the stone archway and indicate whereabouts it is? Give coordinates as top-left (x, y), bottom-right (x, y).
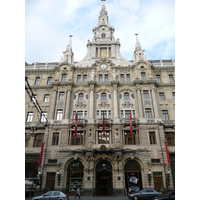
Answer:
top-left (125, 160), bottom-right (142, 196)
top-left (96, 160), bottom-right (113, 196)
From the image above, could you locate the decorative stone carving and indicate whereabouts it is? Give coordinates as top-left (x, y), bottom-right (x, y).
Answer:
top-left (75, 101), bottom-right (87, 108)
top-left (90, 69), bottom-right (95, 81)
top-left (98, 101), bottom-right (110, 108)
top-left (113, 69), bottom-right (117, 80)
top-left (122, 101), bottom-right (133, 108)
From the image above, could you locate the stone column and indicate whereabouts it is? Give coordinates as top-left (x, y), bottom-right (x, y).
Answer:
top-left (107, 47), bottom-right (109, 57)
top-left (69, 131), bottom-right (72, 145)
top-left (136, 87), bottom-right (143, 118)
top-left (64, 89), bottom-right (72, 123)
top-left (151, 87), bottom-right (159, 118)
top-left (98, 46), bottom-right (100, 57)
top-left (49, 86), bottom-right (58, 120)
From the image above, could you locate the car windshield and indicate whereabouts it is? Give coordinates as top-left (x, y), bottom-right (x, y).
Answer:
top-left (44, 191), bottom-right (52, 196)
top-left (164, 191), bottom-right (175, 196)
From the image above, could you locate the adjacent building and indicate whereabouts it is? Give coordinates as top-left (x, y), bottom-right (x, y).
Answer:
top-left (25, 2), bottom-right (175, 197)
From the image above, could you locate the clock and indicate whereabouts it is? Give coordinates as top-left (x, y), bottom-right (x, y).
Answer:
top-left (100, 63), bottom-right (107, 69)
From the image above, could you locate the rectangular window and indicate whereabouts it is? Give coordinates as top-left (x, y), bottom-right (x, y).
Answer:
top-left (165, 132), bottom-right (175, 146)
top-left (145, 108), bottom-right (152, 119)
top-left (34, 134), bottom-right (44, 147)
top-left (126, 74), bottom-right (130, 82)
top-left (73, 111), bottom-right (76, 119)
top-left (41, 112), bottom-right (47, 122)
top-left (99, 74), bottom-right (103, 82)
top-left (59, 92), bottom-right (65, 100)
top-left (62, 74), bottom-right (67, 82)
top-left (101, 110), bottom-right (107, 119)
top-left (156, 75), bottom-right (161, 83)
top-left (77, 75), bottom-right (81, 83)
top-left (125, 110), bottom-right (131, 118)
top-left (56, 110), bottom-right (63, 120)
top-left (27, 112), bottom-right (33, 122)
top-left (143, 90), bottom-right (149, 98)
top-left (162, 110), bottom-right (169, 121)
top-left (97, 110), bottom-right (100, 119)
top-left (108, 110), bottom-right (111, 118)
top-left (44, 94), bottom-right (50, 102)
top-left (124, 131), bottom-right (136, 145)
top-left (149, 132), bottom-right (156, 144)
top-left (169, 74), bottom-right (174, 82)
top-left (132, 110), bottom-right (135, 118)
top-left (159, 92), bottom-right (165, 100)
top-left (141, 72), bottom-right (146, 80)
top-left (77, 111), bottom-right (83, 119)
top-left (151, 159), bottom-right (160, 163)
top-left (121, 110), bottom-right (123, 119)
top-left (78, 93), bottom-right (84, 101)
top-left (47, 77), bottom-right (52, 85)
top-left (101, 93), bottom-right (107, 100)
top-left (105, 74), bottom-right (108, 82)
top-left (124, 93), bottom-right (130, 100)
top-left (84, 111), bottom-right (87, 120)
top-left (83, 75), bottom-right (87, 83)
top-left (32, 95), bottom-right (37, 103)
top-left (98, 132), bottom-right (109, 144)
top-left (35, 77), bottom-right (40, 85)
top-left (172, 92), bottom-right (175, 100)
top-left (72, 132), bottom-right (83, 145)
top-left (120, 74), bottom-right (124, 82)
top-left (52, 133), bottom-right (59, 145)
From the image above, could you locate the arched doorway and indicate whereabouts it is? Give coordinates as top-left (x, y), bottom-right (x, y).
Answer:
top-left (96, 160), bottom-right (112, 196)
top-left (67, 160), bottom-right (84, 195)
top-left (125, 160), bottom-right (142, 195)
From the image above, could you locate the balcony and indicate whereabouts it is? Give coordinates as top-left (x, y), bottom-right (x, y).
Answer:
top-left (95, 118), bottom-right (113, 125)
top-left (70, 119), bottom-right (87, 127)
top-left (121, 118), bottom-right (139, 125)
top-left (162, 120), bottom-right (175, 127)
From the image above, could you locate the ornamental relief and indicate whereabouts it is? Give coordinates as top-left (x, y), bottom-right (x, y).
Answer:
top-left (98, 101), bottom-right (110, 108)
top-left (75, 101), bottom-right (87, 108)
top-left (121, 101), bottom-right (134, 108)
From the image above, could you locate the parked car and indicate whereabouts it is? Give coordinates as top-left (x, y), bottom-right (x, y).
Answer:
top-left (32, 191), bottom-right (69, 200)
top-left (128, 189), bottom-right (163, 200)
top-left (157, 190), bottom-right (175, 200)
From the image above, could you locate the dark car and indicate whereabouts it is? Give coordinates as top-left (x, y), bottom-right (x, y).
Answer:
top-left (32, 191), bottom-right (69, 200)
top-left (128, 189), bottom-right (163, 200)
top-left (158, 190), bottom-right (175, 200)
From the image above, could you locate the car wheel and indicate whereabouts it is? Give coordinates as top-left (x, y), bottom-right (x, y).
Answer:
top-left (133, 196), bottom-right (138, 200)
top-left (153, 196), bottom-right (158, 200)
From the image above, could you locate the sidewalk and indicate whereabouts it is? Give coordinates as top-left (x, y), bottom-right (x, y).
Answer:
top-left (25, 196), bottom-right (129, 200)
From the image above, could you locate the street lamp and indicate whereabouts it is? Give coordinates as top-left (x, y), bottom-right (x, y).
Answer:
top-left (147, 169), bottom-right (152, 186)
top-left (56, 170), bottom-right (61, 186)
top-left (37, 168), bottom-right (42, 186)
top-left (166, 168), bottom-right (170, 190)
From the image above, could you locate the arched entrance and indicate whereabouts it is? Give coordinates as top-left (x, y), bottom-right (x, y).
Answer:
top-left (67, 160), bottom-right (84, 195)
top-left (96, 160), bottom-right (112, 196)
top-left (125, 160), bottom-right (142, 195)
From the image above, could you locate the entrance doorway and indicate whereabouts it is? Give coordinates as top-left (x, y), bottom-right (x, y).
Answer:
top-left (96, 160), bottom-right (112, 196)
top-left (125, 160), bottom-right (142, 196)
top-left (153, 172), bottom-right (164, 194)
top-left (45, 173), bottom-right (55, 192)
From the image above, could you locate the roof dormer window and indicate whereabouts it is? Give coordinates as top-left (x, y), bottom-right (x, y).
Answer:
top-left (102, 33), bottom-right (106, 38)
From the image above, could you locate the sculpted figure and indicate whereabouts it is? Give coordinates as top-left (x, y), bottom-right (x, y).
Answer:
top-left (113, 69), bottom-right (117, 81)
top-left (91, 69), bottom-right (95, 81)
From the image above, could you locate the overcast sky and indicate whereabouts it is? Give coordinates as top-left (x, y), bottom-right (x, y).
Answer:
top-left (25, 0), bottom-right (175, 64)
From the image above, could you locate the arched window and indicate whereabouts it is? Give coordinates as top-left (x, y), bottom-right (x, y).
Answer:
top-left (78, 93), bottom-right (84, 101)
top-left (101, 93), bottom-right (107, 100)
top-left (124, 92), bottom-right (129, 100)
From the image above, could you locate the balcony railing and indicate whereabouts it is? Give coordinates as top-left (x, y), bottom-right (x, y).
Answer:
top-left (162, 120), bottom-right (175, 126)
top-left (95, 118), bottom-right (113, 125)
top-left (70, 119), bottom-right (87, 126)
top-left (121, 118), bottom-right (139, 125)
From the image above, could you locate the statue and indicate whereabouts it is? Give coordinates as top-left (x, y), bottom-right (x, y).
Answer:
top-left (113, 69), bottom-right (117, 81)
top-left (90, 69), bottom-right (95, 81)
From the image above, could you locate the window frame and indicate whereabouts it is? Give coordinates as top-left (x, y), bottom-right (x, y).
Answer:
top-left (47, 77), bottom-right (52, 85)
top-left (99, 74), bottom-right (103, 82)
top-left (169, 74), bottom-right (174, 83)
top-left (162, 110), bottom-right (169, 121)
top-left (56, 110), bottom-right (63, 120)
top-left (165, 132), bottom-right (175, 146)
top-left (44, 94), bottom-right (50, 102)
top-left (126, 74), bottom-right (130, 82)
top-left (156, 75), bottom-right (161, 83)
top-left (71, 132), bottom-right (83, 145)
top-left (143, 90), bottom-right (149, 99)
top-left (141, 72), bottom-right (146, 80)
top-left (159, 92), bottom-right (165, 100)
top-left (101, 93), bottom-right (107, 101)
top-left (124, 131), bottom-right (136, 145)
top-left (33, 133), bottom-right (44, 147)
top-left (77, 75), bottom-right (81, 83)
top-left (59, 92), bottom-right (65, 100)
top-left (62, 74), bottom-right (67, 82)
top-left (40, 112), bottom-right (47, 122)
top-left (105, 74), bottom-right (108, 82)
top-left (35, 77), bottom-right (40, 85)
top-left (124, 92), bottom-right (130, 100)
top-left (27, 112), bottom-right (33, 122)
top-left (98, 132), bottom-right (110, 144)
top-left (145, 108), bottom-right (152, 119)
top-left (120, 74), bottom-right (124, 82)
top-left (83, 75), bottom-right (87, 83)
top-left (149, 132), bottom-right (156, 144)
top-left (52, 133), bottom-right (59, 145)
top-left (172, 92), bottom-right (175, 100)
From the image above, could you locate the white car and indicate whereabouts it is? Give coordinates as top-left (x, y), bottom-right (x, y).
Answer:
top-left (32, 191), bottom-right (69, 200)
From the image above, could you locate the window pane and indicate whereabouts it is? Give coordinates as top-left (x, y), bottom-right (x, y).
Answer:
top-left (105, 74), bottom-right (108, 82)
top-left (77, 75), bottom-right (81, 82)
top-left (126, 74), bottom-right (130, 82)
top-left (99, 75), bottom-right (102, 82)
top-left (83, 75), bottom-right (87, 82)
top-left (120, 74), bottom-right (124, 82)
top-left (62, 74), bottom-right (67, 82)
top-left (47, 77), bottom-right (52, 84)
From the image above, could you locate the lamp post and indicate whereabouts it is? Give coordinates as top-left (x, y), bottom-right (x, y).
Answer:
top-left (56, 170), bottom-right (61, 186)
top-left (147, 169), bottom-right (152, 186)
top-left (166, 168), bottom-right (170, 190)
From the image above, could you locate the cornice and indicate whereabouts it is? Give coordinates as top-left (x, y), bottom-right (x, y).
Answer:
top-left (153, 66), bottom-right (175, 72)
top-left (25, 68), bottom-right (55, 75)
top-left (30, 85), bottom-right (53, 90)
top-left (157, 82), bottom-right (175, 87)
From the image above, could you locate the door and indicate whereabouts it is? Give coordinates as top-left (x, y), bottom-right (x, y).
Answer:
top-left (45, 173), bottom-right (55, 192)
top-left (154, 177), bottom-right (164, 194)
top-left (100, 178), bottom-right (109, 195)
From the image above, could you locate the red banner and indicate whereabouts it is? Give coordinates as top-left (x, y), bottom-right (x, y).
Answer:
top-left (165, 141), bottom-right (171, 167)
top-left (102, 111), bottom-right (105, 132)
top-left (39, 142), bottom-right (44, 167)
top-left (75, 112), bottom-right (78, 138)
top-left (130, 111), bottom-right (133, 136)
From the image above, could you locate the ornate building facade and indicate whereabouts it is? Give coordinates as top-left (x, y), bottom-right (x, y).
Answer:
top-left (25, 2), bottom-right (175, 197)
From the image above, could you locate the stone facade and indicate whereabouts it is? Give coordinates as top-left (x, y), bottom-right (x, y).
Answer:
top-left (25, 3), bottom-right (175, 197)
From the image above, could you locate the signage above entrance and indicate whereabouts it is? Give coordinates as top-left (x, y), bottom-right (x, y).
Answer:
top-left (84, 144), bottom-right (123, 149)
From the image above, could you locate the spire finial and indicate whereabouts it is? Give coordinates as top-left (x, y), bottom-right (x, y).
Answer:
top-left (68, 35), bottom-right (73, 47)
top-left (101, 0), bottom-right (106, 6)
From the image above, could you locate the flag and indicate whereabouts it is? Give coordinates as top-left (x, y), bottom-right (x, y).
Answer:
top-left (165, 141), bottom-right (171, 167)
top-left (102, 111), bottom-right (105, 136)
top-left (75, 112), bottom-right (78, 138)
top-left (39, 142), bottom-right (44, 167)
top-left (130, 111), bottom-right (133, 136)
